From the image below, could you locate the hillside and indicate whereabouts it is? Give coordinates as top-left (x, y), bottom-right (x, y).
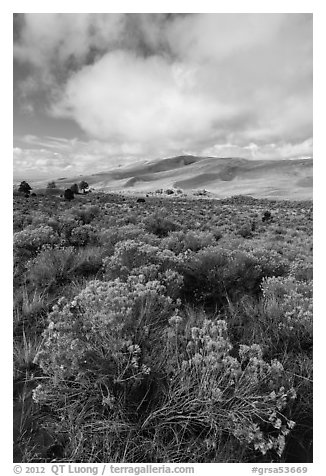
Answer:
top-left (31, 156), bottom-right (313, 200)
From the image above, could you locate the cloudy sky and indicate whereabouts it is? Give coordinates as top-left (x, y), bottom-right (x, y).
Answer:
top-left (13, 13), bottom-right (313, 180)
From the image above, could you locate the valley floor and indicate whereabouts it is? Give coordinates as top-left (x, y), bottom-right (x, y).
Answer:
top-left (13, 191), bottom-right (313, 463)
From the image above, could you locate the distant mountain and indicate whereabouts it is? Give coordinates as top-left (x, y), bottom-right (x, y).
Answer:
top-left (32, 156), bottom-right (313, 200)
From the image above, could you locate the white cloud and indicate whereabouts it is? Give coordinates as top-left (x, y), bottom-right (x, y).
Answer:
top-left (13, 136), bottom-right (151, 180)
top-left (202, 138), bottom-right (313, 161)
top-left (14, 13), bottom-right (313, 176)
top-left (52, 51), bottom-right (231, 148)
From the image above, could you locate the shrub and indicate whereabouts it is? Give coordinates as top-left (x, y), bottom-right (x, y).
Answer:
top-left (247, 247), bottom-right (289, 278)
top-left (237, 224), bottom-right (252, 238)
top-left (26, 246), bottom-right (104, 289)
top-left (160, 231), bottom-right (186, 254)
top-left (69, 225), bottom-right (99, 247)
top-left (260, 276), bottom-right (313, 353)
top-left (180, 247), bottom-right (264, 308)
top-left (226, 276), bottom-right (313, 358)
top-left (70, 205), bottom-right (101, 225)
top-left (54, 215), bottom-right (79, 241)
top-left (13, 211), bottom-right (32, 232)
top-left (32, 276), bottom-right (177, 414)
top-left (183, 231), bottom-right (216, 251)
top-left (64, 189), bottom-right (74, 201)
top-left (14, 225), bottom-right (59, 262)
top-left (150, 318), bottom-right (298, 461)
top-left (161, 231), bottom-right (217, 254)
top-left (33, 285), bottom-right (297, 462)
top-left (262, 211), bottom-right (272, 222)
top-left (289, 258), bottom-right (313, 282)
top-left (72, 247), bottom-right (104, 279)
top-left (99, 226), bottom-right (159, 257)
top-left (143, 214), bottom-right (180, 237)
top-left (70, 184), bottom-right (79, 194)
top-left (103, 240), bottom-right (182, 282)
top-left (26, 246), bottom-right (79, 289)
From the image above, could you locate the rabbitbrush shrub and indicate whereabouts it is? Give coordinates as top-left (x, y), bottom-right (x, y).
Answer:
top-left (32, 296), bottom-right (297, 462)
top-left (103, 239), bottom-right (183, 282)
top-left (33, 276), bottom-right (178, 406)
top-left (145, 317), bottom-right (298, 461)
top-left (14, 225), bottom-right (59, 262)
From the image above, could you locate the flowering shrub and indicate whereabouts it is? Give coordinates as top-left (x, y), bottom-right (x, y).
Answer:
top-left (99, 225), bottom-right (159, 256)
top-left (151, 318), bottom-right (297, 459)
top-left (245, 248), bottom-right (289, 278)
top-left (55, 215), bottom-right (80, 242)
top-left (161, 230), bottom-right (217, 253)
top-left (33, 276), bottom-right (178, 414)
top-left (69, 224), bottom-right (99, 247)
top-left (13, 192), bottom-right (312, 463)
top-left (260, 276), bottom-right (312, 352)
top-left (224, 240), bottom-right (290, 279)
top-left (103, 240), bottom-right (183, 282)
top-left (30, 212), bottom-right (51, 227)
top-left (289, 257), bottom-right (313, 281)
top-left (14, 225), bottom-right (59, 261)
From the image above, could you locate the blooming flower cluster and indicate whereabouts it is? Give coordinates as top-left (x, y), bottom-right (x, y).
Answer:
top-left (160, 230), bottom-right (217, 254)
top-left (14, 225), bottom-right (59, 260)
top-left (164, 318), bottom-right (297, 457)
top-left (261, 276), bottom-right (312, 339)
top-left (103, 239), bottom-right (184, 280)
top-left (33, 275), bottom-right (179, 411)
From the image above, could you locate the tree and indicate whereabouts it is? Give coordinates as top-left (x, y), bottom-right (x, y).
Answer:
top-left (18, 181), bottom-right (32, 195)
top-left (64, 189), bottom-right (74, 201)
top-left (70, 183), bottom-right (79, 194)
top-left (47, 181), bottom-right (57, 189)
top-left (79, 180), bottom-right (89, 193)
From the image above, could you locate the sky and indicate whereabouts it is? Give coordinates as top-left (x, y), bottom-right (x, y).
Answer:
top-left (13, 13), bottom-right (313, 181)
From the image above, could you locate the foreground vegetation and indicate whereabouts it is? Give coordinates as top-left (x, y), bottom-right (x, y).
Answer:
top-left (13, 190), bottom-right (313, 463)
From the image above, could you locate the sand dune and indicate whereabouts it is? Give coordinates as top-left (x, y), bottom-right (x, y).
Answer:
top-left (34, 156), bottom-right (313, 200)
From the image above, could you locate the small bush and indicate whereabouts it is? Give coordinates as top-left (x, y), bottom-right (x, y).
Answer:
top-left (70, 205), bottom-right (101, 225)
top-left (103, 240), bottom-right (182, 282)
top-left (180, 247), bottom-right (264, 308)
top-left (237, 224), bottom-right (252, 238)
top-left (143, 214), bottom-right (180, 237)
top-left (14, 226), bottom-right (59, 262)
top-left (260, 276), bottom-right (312, 353)
top-left (64, 189), bottom-right (74, 201)
top-left (99, 225), bottom-right (159, 257)
top-left (26, 247), bottom-right (79, 289)
top-left (26, 246), bottom-right (103, 289)
top-left (161, 231), bottom-right (216, 253)
top-left (69, 225), bottom-right (99, 247)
